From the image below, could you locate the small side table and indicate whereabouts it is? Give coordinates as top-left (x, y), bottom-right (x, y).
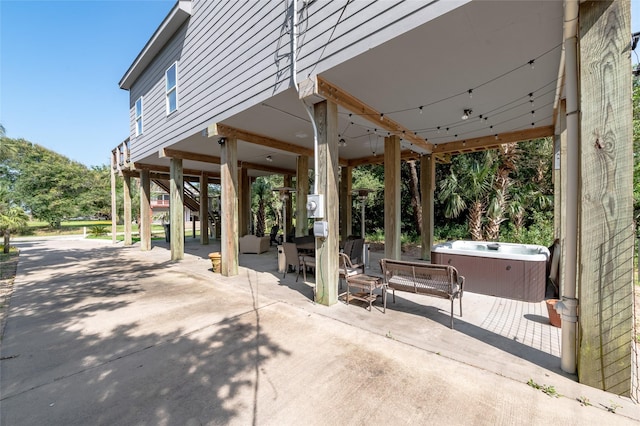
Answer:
top-left (346, 274), bottom-right (385, 312)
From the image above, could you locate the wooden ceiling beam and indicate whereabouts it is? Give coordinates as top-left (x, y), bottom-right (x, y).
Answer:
top-left (347, 150), bottom-right (420, 167)
top-left (432, 126), bottom-right (554, 155)
top-left (313, 76), bottom-right (434, 154)
top-left (157, 149), bottom-right (296, 176)
top-left (133, 162), bottom-right (213, 177)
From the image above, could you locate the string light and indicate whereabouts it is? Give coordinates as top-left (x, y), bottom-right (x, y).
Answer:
top-left (380, 113), bottom-right (384, 121)
top-left (437, 126), bottom-right (441, 133)
top-left (419, 106), bottom-right (423, 114)
top-left (495, 134), bottom-right (499, 140)
top-left (468, 89), bottom-right (473, 98)
top-left (529, 59), bottom-right (535, 69)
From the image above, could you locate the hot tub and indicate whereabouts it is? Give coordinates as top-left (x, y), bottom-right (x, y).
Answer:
top-left (431, 241), bottom-right (550, 302)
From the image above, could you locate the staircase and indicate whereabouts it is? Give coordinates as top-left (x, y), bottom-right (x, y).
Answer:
top-left (153, 178), bottom-right (218, 233)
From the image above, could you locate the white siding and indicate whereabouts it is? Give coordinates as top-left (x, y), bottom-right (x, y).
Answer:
top-left (126, 0), bottom-right (465, 162)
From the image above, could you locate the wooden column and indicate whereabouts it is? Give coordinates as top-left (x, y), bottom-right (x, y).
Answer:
top-left (314, 100), bottom-right (339, 306)
top-left (420, 154), bottom-right (435, 260)
top-left (340, 166), bottom-right (352, 241)
top-left (284, 175), bottom-right (293, 238)
top-left (139, 168), bottom-right (151, 251)
top-left (384, 135), bottom-right (401, 259)
top-left (110, 156), bottom-right (117, 245)
top-left (200, 172), bottom-right (209, 245)
top-left (577, 0), bottom-right (633, 396)
top-left (238, 166), bottom-right (249, 236)
top-left (220, 137), bottom-right (239, 276)
top-left (170, 158), bottom-right (184, 260)
top-left (295, 156), bottom-right (309, 237)
top-left (123, 173), bottom-right (132, 246)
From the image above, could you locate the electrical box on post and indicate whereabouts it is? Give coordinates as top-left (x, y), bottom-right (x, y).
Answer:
top-left (307, 194), bottom-right (324, 218)
top-left (313, 221), bottom-right (329, 238)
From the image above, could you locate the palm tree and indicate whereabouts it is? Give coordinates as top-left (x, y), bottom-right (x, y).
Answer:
top-left (252, 178), bottom-right (271, 237)
top-left (438, 152), bottom-right (495, 241)
top-left (0, 204), bottom-right (29, 253)
top-left (485, 143), bottom-right (518, 240)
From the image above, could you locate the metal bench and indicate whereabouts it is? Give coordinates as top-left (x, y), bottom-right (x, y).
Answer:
top-left (380, 259), bottom-right (465, 329)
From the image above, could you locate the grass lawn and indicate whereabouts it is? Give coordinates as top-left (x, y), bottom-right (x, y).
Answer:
top-left (20, 221), bottom-right (166, 237)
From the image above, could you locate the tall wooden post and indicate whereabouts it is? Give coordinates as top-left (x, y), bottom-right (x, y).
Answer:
top-left (295, 156), bottom-right (309, 237)
top-left (558, 99), bottom-right (568, 293)
top-left (314, 100), bottom-right (339, 306)
top-left (340, 166), bottom-right (352, 241)
top-left (220, 137), bottom-right (239, 276)
top-left (384, 135), bottom-right (401, 259)
top-left (420, 154), bottom-right (435, 260)
top-left (284, 175), bottom-right (293, 238)
top-left (110, 153), bottom-right (117, 245)
top-left (123, 173), bottom-right (132, 246)
top-left (170, 158), bottom-right (184, 260)
top-left (139, 169), bottom-right (151, 251)
top-left (238, 166), bottom-right (250, 236)
top-left (200, 172), bottom-right (209, 245)
top-left (577, 0), bottom-right (633, 396)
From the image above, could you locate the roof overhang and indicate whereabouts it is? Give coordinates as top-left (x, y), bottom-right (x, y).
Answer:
top-left (119, 0), bottom-right (192, 90)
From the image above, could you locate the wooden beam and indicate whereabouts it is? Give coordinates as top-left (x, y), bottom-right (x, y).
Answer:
top-left (210, 122), bottom-right (349, 167)
top-left (139, 169), bottom-right (151, 251)
top-left (110, 160), bottom-right (117, 245)
top-left (314, 100), bottom-right (340, 306)
top-left (420, 154), bottom-right (435, 261)
top-left (577, 0), bottom-right (633, 396)
top-left (220, 137), bottom-right (239, 276)
top-left (432, 126), bottom-right (554, 155)
top-left (384, 135), bottom-right (401, 259)
top-left (295, 155), bottom-right (309, 237)
top-left (347, 149), bottom-right (420, 167)
top-left (170, 158), bottom-right (184, 261)
top-left (340, 166), bottom-right (352, 241)
top-left (161, 148), bottom-right (221, 164)
top-left (200, 172), bottom-right (210, 245)
top-left (123, 174), bottom-right (132, 246)
top-left (315, 76), bottom-right (433, 153)
top-left (134, 163), bottom-right (219, 178)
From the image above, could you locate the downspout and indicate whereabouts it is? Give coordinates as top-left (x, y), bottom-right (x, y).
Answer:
top-left (291, 0), bottom-right (320, 195)
top-left (556, 0), bottom-right (579, 375)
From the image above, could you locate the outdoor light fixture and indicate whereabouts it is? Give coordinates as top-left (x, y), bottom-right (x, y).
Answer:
top-left (338, 138), bottom-right (347, 147)
top-left (461, 109), bottom-right (472, 120)
top-left (353, 188), bottom-right (374, 239)
top-left (266, 155), bottom-right (273, 162)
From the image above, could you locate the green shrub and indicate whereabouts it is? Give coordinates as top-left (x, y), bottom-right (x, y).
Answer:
top-left (90, 225), bottom-right (108, 237)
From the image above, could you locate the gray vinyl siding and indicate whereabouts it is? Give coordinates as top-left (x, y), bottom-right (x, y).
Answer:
top-left (126, 0), bottom-right (466, 162)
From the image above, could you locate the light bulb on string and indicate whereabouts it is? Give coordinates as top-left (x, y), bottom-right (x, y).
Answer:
top-left (419, 106), bottom-right (423, 114)
top-left (380, 113), bottom-right (384, 121)
top-left (528, 59), bottom-right (535, 69)
top-left (495, 134), bottom-right (499, 140)
top-left (437, 126), bottom-right (441, 134)
top-left (468, 89), bottom-right (473, 99)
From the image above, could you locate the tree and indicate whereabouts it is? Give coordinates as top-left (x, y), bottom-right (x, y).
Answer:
top-left (438, 152), bottom-right (495, 240)
top-left (0, 205), bottom-right (28, 253)
top-left (252, 178), bottom-right (271, 237)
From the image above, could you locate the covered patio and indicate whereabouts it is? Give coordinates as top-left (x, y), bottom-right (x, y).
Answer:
top-left (112, 1), bottom-right (634, 396)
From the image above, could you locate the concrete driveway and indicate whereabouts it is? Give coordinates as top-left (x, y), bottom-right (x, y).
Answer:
top-left (1, 238), bottom-right (639, 425)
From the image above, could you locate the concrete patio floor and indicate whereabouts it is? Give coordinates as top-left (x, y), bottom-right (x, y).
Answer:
top-left (1, 237), bottom-right (638, 424)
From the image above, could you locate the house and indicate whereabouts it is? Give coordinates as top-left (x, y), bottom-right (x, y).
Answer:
top-left (111, 0), bottom-right (634, 396)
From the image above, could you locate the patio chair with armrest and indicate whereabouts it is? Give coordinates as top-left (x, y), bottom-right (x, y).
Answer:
top-left (345, 238), bottom-right (365, 273)
top-left (338, 252), bottom-right (363, 290)
top-left (282, 242), bottom-right (304, 281)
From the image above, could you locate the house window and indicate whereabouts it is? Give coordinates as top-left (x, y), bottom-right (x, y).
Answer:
top-left (135, 97), bottom-right (143, 136)
top-left (166, 62), bottom-right (178, 114)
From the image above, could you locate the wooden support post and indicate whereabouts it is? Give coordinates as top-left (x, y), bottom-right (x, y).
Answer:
top-left (139, 169), bottom-right (151, 251)
top-left (340, 166), bottom-right (352, 241)
top-left (238, 166), bottom-right (250, 236)
top-left (200, 172), bottom-right (209, 245)
top-left (220, 137), bottom-right (239, 276)
top-left (110, 157), bottom-right (117, 245)
top-left (284, 175), bottom-right (293, 239)
top-left (577, 0), bottom-right (633, 396)
top-left (123, 174), bottom-right (132, 246)
top-left (170, 158), bottom-right (184, 261)
top-left (295, 156), bottom-right (309, 237)
top-left (420, 154), bottom-right (435, 260)
top-left (384, 135), bottom-right (401, 259)
top-left (314, 100), bottom-right (339, 306)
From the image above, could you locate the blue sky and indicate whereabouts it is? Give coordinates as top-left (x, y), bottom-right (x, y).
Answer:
top-left (1, 0), bottom-right (174, 168)
top-left (1, 1), bottom-right (640, 168)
